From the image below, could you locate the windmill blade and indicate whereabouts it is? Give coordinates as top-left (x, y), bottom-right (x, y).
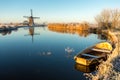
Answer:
top-left (23, 16), bottom-right (30, 18)
top-left (33, 17), bottom-right (40, 19)
top-left (31, 9), bottom-right (33, 17)
top-left (24, 33), bottom-right (40, 36)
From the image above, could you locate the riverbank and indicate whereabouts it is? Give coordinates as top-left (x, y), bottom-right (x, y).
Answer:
top-left (48, 23), bottom-right (99, 37)
top-left (85, 30), bottom-right (120, 80)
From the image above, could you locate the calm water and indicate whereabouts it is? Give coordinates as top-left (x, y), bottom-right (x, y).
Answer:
top-left (0, 27), bottom-right (104, 80)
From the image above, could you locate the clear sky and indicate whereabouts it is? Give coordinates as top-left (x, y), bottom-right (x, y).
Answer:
top-left (0, 0), bottom-right (120, 23)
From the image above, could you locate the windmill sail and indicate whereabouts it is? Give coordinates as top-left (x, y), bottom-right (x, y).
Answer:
top-left (31, 9), bottom-right (33, 17)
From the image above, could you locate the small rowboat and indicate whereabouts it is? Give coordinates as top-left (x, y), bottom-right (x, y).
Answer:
top-left (74, 42), bottom-right (113, 66)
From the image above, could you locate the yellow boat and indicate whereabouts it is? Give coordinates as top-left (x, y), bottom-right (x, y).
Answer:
top-left (74, 42), bottom-right (113, 66)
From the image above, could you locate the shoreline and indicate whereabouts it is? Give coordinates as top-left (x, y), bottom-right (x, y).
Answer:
top-left (85, 30), bottom-right (120, 80)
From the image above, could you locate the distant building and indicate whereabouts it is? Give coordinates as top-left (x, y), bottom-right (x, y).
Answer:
top-left (23, 20), bottom-right (29, 25)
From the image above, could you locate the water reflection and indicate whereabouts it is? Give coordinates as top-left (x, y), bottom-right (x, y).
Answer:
top-left (65, 47), bottom-right (75, 58)
top-left (98, 33), bottom-right (108, 40)
top-left (65, 47), bottom-right (75, 53)
top-left (0, 26), bottom-right (108, 41)
top-left (0, 28), bottom-right (17, 36)
top-left (0, 31), bottom-right (12, 35)
top-left (24, 27), bottom-right (40, 43)
top-left (37, 51), bottom-right (52, 56)
top-left (48, 27), bottom-right (108, 40)
top-left (74, 63), bottom-right (97, 73)
top-left (48, 27), bottom-right (90, 37)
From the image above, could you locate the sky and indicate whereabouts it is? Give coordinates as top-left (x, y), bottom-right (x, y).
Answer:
top-left (0, 0), bottom-right (120, 23)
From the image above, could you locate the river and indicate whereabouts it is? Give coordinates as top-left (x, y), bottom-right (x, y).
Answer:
top-left (0, 26), bottom-right (105, 80)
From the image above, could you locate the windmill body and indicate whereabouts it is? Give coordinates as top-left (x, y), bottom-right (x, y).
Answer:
top-left (24, 9), bottom-right (40, 26)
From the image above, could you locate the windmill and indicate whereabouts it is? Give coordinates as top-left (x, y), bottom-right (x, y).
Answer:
top-left (23, 9), bottom-right (40, 26)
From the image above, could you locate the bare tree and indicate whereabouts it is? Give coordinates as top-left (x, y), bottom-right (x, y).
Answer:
top-left (111, 9), bottom-right (120, 28)
top-left (95, 15), bottom-right (103, 27)
top-left (95, 9), bottom-right (120, 29)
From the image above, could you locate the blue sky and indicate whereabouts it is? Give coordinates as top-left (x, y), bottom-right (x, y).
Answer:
top-left (0, 0), bottom-right (120, 23)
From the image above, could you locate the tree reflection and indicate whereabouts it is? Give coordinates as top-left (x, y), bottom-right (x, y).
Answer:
top-left (0, 29), bottom-right (17, 36)
top-left (48, 23), bottom-right (109, 40)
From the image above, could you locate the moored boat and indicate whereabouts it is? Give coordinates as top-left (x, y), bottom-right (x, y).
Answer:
top-left (74, 42), bottom-right (113, 66)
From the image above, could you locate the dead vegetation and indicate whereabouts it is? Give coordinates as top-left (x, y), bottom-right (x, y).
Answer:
top-left (95, 9), bottom-right (120, 29)
top-left (48, 23), bottom-right (90, 37)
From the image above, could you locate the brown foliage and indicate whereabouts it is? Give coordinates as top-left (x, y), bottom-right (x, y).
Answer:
top-left (95, 9), bottom-right (120, 29)
top-left (48, 23), bottom-right (90, 37)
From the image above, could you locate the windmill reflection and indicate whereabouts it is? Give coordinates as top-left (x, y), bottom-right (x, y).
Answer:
top-left (24, 26), bottom-right (40, 43)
